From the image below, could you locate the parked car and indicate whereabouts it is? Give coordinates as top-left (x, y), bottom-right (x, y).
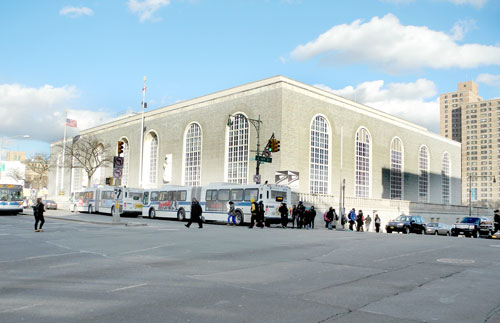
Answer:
top-left (386, 215), bottom-right (426, 234)
top-left (451, 217), bottom-right (494, 238)
top-left (43, 200), bottom-right (58, 210)
top-left (426, 222), bottom-right (451, 236)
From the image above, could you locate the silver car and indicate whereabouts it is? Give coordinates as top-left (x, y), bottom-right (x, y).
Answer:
top-left (426, 222), bottom-right (451, 236)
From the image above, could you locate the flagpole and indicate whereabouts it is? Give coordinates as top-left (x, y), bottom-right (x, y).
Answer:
top-left (61, 110), bottom-right (67, 194)
top-left (139, 76), bottom-right (146, 188)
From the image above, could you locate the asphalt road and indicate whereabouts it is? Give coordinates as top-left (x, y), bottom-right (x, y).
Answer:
top-left (1, 211), bottom-right (500, 323)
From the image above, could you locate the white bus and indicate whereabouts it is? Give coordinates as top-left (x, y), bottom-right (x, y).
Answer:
top-left (142, 185), bottom-right (201, 220)
top-left (70, 187), bottom-right (143, 216)
top-left (0, 184), bottom-right (24, 214)
top-left (200, 183), bottom-right (292, 225)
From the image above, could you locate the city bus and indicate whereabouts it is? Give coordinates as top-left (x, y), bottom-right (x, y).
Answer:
top-left (70, 187), bottom-right (143, 216)
top-left (200, 183), bottom-right (291, 225)
top-left (142, 185), bottom-right (201, 220)
top-left (0, 184), bottom-right (24, 214)
top-left (70, 188), bottom-right (97, 213)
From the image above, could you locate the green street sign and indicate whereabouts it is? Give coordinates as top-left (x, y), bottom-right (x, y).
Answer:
top-left (255, 155), bottom-right (272, 163)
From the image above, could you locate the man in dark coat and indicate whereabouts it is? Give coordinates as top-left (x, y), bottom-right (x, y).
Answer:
top-left (494, 209), bottom-right (500, 233)
top-left (185, 197), bottom-right (203, 228)
top-left (256, 201), bottom-right (265, 228)
top-left (33, 198), bottom-right (45, 232)
top-left (297, 201), bottom-right (305, 229)
top-left (279, 203), bottom-right (288, 228)
top-left (310, 205), bottom-right (316, 229)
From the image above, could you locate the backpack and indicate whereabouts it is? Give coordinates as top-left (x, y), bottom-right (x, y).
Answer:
top-left (323, 211), bottom-right (328, 221)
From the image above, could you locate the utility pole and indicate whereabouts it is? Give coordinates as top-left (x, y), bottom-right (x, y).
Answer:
top-left (139, 76), bottom-right (146, 188)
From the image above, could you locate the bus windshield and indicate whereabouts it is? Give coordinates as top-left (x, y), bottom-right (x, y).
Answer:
top-left (0, 188), bottom-right (23, 201)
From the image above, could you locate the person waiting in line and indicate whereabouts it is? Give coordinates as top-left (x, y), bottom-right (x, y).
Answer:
top-left (304, 208), bottom-right (311, 229)
top-left (374, 214), bottom-right (381, 233)
top-left (348, 208), bottom-right (356, 231)
top-left (227, 201), bottom-right (236, 226)
top-left (297, 201), bottom-right (305, 229)
top-left (365, 214), bottom-right (372, 232)
top-left (248, 198), bottom-right (258, 229)
top-left (310, 205), bottom-right (316, 229)
top-left (185, 197), bottom-right (203, 229)
top-left (279, 202), bottom-right (288, 228)
top-left (291, 204), bottom-right (297, 229)
top-left (494, 209), bottom-right (500, 233)
top-left (324, 208), bottom-right (331, 228)
top-left (356, 210), bottom-right (364, 232)
top-left (33, 198), bottom-right (45, 232)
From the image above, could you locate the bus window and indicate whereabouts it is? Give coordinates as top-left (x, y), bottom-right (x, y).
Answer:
top-left (271, 190), bottom-right (287, 203)
top-left (142, 191), bottom-right (150, 204)
top-left (129, 192), bottom-right (142, 201)
top-left (266, 190), bottom-right (269, 199)
top-left (206, 190), bottom-right (217, 201)
top-left (151, 191), bottom-right (159, 201)
top-left (178, 191), bottom-right (187, 201)
top-left (231, 189), bottom-right (244, 201)
top-left (125, 192), bottom-right (128, 198)
top-left (218, 189), bottom-right (229, 201)
top-left (167, 191), bottom-right (174, 201)
top-left (244, 189), bottom-right (258, 201)
top-left (0, 189), bottom-right (8, 201)
top-left (10, 190), bottom-right (22, 201)
top-left (159, 191), bottom-right (168, 201)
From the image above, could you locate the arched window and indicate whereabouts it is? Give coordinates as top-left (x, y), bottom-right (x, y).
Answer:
top-left (390, 137), bottom-right (403, 200)
top-left (355, 127), bottom-right (371, 198)
top-left (184, 123), bottom-right (202, 186)
top-left (55, 153), bottom-right (63, 193)
top-left (442, 152), bottom-right (450, 204)
top-left (119, 138), bottom-right (129, 187)
top-left (418, 146), bottom-right (429, 203)
top-left (143, 132), bottom-right (158, 187)
top-left (309, 115), bottom-right (329, 194)
top-left (227, 114), bottom-right (248, 184)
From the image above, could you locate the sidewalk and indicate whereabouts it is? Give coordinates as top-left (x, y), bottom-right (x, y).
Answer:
top-left (20, 209), bottom-right (147, 227)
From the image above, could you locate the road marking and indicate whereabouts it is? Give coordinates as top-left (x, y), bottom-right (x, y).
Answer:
top-left (490, 245), bottom-right (500, 248)
top-left (436, 258), bottom-right (475, 264)
top-left (158, 229), bottom-right (180, 231)
top-left (49, 262), bottom-right (79, 268)
top-left (45, 241), bottom-right (73, 250)
top-left (374, 246), bottom-right (452, 263)
top-left (109, 283), bottom-right (147, 292)
top-left (0, 252), bottom-right (81, 264)
top-left (119, 244), bottom-right (176, 255)
top-left (0, 304), bottom-right (42, 314)
top-left (0, 233), bottom-right (10, 236)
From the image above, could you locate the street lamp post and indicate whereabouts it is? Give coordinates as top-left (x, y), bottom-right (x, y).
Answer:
top-left (139, 76), bottom-right (147, 188)
top-left (468, 174), bottom-right (496, 216)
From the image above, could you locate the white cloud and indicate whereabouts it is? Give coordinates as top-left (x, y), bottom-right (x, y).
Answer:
top-left (59, 6), bottom-right (94, 18)
top-left (314, 79), bottom-right (440, 132)
top-left (291, 14), bottom-right (500, 72)
top-left (450, 19), bottom-right (476, 41)
top-left (0, 83), bottom-right (113, 143)
top-left (446, 0), bottom-right (488, 8)
top-left (128, 0), bottom-right (171, 22)
top-left (477, 73), bottom-right (500, 90)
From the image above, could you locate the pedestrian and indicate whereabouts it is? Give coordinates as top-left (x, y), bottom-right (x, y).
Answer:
top-left (297, 201), bottom-right (305, 229)
top-left (332, 208), bottom-right (338, 229)
top-left (279, 202), bottom-right (288, 228)
top-left (365, 214), bottom-right (372, 232)
top-left (291, 204), bottom-right (297, 229)
top-left (304, 209), bottom-right (311, 229)
top-left (348, 208), bottom-right (356, 231)
top-left (374, 213), bottom-right (381, 233)
top-left (310, 205), bottom-right (316, 229)
top-left (248, 198), bottom-right (258, 228)
top-left (185, 197), bottom-right (203, 228)
top-left (33, 198), bottom-right (45, 232)
top-left (494, 209), bottom-right (500, 233)
top-left (227, 201), bottom-right (236, 226)
top-left (356, 210), bottom-right (364, 232)
top-left (325, 207), bottom-right (334, 230)
top-left (324, 209), bottom-right (330, 228)
top-left (257, 200), bottom-right (265, 228)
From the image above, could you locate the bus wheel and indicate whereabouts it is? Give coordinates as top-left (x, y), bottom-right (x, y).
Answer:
top-left (88, 205), bottom-right (93, 214)
top-left (149, 208), bottom-right (156, 219)
top-left (234, 211), bottom-right (243, 226)
top-left (177, 209), bottom-right (185, 221)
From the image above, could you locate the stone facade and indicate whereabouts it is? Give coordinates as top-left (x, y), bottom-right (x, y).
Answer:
top-left (50, 76), bottom-right (462, 209)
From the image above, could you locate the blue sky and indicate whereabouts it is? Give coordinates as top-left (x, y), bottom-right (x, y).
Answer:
top-left (1, 0), bottom-right (499, 158)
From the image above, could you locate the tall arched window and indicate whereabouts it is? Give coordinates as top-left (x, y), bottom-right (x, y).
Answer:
top-left (418, 146), bottom-right (429, 203)
top-left (309, 115), bottom-right (329, 194)
top-left (55, 153), bottom-right (63, 193)
top-left (149, 134), bottom-right (158, 185)
top-left (227, 114), bottom-right (248, 184)
top-left (119, 138), bottom-right (129, 187)
top-left (355, 127), bottom-right (371, 198)
top-left (442, 152), bottom-right (450, 204)
top-left (390, 137), bottom-right (403, 200)
top-left (184, 123), bottom-right (202, 186)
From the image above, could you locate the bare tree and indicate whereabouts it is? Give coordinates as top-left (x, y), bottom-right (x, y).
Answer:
top-left (56, 135), bottom-right (114, 186)
top-left (24, 154), bottom-right (51, 190)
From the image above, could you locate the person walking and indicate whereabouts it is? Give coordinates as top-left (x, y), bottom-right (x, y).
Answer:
top-left (185, 197), bottom-right (203, 228)
top-left (310, 205), bottom-right (316, 229)
top-left (494, 209), bottom-right (500, 233)
top-left (257, 200), bottom-right (265, 228)
top-left (291, 204), bottom-right (297, 229)
top-left (374, 214), bottom-right (381, 233)
top-left (33, 198), bottom-right (45, 232)
top-left (227, 201), bottom-right (236, 226)
top-left (348, 208), bottom-right (356, 231)
top-left (248, 198), bottom-right (258, 228)
top-left (279, 202), bottom-right (288, 228)
top-left (365, 214), bottom-right (372, 232)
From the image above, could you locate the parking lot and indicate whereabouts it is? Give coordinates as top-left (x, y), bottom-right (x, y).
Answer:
top-left (1, 211), bottom-right (500, 322)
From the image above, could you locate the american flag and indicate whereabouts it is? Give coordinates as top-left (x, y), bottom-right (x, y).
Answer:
top-left (66, 118), bottom-right (77, 128)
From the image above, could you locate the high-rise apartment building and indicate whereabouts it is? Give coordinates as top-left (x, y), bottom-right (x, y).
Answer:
top-left (440, 81), bottom-right (500, 208)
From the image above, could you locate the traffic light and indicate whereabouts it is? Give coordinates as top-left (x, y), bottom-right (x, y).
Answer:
top-left (275, 139), bottom-right (280, 152)
top-left (117, 141), bottom-right (124, 155)
top-left (267, 139), bottom-right (273, 152)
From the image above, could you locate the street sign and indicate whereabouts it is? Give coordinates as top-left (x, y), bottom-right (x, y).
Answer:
top-left (113, 168), bottom-right (123, 179)
top-left (255, 155), bottom-right (272, 163)
top-left (113, 156), bottom-right (124, 168)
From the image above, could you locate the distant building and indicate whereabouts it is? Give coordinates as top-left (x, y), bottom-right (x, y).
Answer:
top-left (5, 151), bottom-right (26, 162)
top-left (440, 81), bottom-right (500, 208)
